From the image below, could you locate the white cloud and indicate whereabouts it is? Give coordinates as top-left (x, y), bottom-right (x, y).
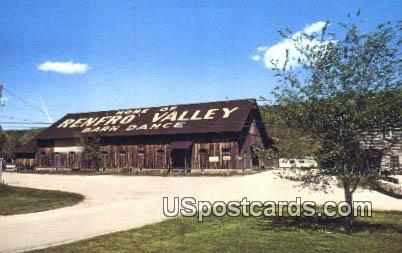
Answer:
top-left (38, 61), bottom-right (89, 74)
top-left (251, 21), bottom-right (329, 70)
top-left (302, 21), bottom-right (327, 35)
top-left (250, 54), bottom-right (261, 61)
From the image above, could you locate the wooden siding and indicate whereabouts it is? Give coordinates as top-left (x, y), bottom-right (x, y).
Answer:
top-left (16, 158), bottom-right (35, 170)
top-left (192, 142), bottom-right (240, 169)
top-left (36, 147), bottom-right (81, 169)
top-left (99, 144), bottom-right (170, 170)
top-left (34, 141), bottom-right (247, 170)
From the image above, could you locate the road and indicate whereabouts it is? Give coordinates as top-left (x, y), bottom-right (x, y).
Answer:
top-left (1, 171), bottom-right (401, 253)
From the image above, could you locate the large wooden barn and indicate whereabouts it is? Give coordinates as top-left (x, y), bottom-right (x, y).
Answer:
top-left (15, 99), bottom-right (274, 171)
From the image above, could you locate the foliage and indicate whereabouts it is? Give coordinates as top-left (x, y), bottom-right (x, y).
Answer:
top-left (0, 130), bottom-right (14, 160)
top-left (270, 13), bottom-right (401, 233)
top-left (0, 129), bottom-right (43, 161)
top-left (260, 105), bottom-right (321, 158)
top-left (79, 136), bottom-right (102, 170)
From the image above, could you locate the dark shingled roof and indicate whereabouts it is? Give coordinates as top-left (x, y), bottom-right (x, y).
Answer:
top-left (37, 99), bottom-right (265, 140)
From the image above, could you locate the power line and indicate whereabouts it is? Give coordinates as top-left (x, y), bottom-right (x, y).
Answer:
top-left (0, 121), bottom-right (51, 125)
top-left (0, 115), bottom-right (38, 122)
top-left (1, 126), bottom-right (45, 130)
top-left (2, 87), bottom-right (47, 115)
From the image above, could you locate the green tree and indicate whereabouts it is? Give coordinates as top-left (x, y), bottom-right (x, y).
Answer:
top-left (261, 105), bottom-right (321, 158)
top-left (271, 14), bottom-right (401, 234)
top-left (0, 130), bottom-right (14, 161)
top-left (79, 136), bottom-right (101, 171)
top-left (0, 129), bottom-right (43, 161)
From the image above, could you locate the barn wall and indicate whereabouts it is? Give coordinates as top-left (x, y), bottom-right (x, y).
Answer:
top-left (192, 141), bottom-right (240, 169)
top-left (98, 140), bottom-right (242, 170)
top-left (239, 118), bottom-right (275, 169)
top-left (33, 121), bottom-right (272, 171)
top-left (36, 147), bottom-right (82, 169)
top-left (35, 147), bottom-right (54, 168)
top-left (35, 140), bottom-right (244, 170)
top-left (16, 158), bottom-right (35, 170)
top-left (99, 144), bottom-right (170, 170)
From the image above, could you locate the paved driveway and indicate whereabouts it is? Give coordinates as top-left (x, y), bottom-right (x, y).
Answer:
top-left (1, 171), bottom-right (401, 253)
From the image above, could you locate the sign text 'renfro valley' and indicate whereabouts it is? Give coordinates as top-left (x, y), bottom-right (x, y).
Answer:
top-left (57, 106), bottom-right (239, 133)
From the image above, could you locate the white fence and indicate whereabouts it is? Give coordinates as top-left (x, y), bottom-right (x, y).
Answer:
top-left (278, 157), bottom-right (318, 169)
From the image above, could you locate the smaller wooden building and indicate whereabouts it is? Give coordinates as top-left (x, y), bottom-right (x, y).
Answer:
top-left (15, 139), bottom-right (36, 170)
top-left (16, 99), bottom-right (274, 171)
top-left (359, 129), bottom-right (401, 171)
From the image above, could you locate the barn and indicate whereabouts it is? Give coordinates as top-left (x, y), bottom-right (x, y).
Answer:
top-left (15, 99), bottom-right (274, 172)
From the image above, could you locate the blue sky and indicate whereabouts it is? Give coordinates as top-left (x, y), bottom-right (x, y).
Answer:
top-left (0, 0), bottom-right (400, 129)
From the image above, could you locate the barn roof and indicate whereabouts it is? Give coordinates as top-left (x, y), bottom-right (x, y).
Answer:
top-left (36, 99), bottom-right (266, 140)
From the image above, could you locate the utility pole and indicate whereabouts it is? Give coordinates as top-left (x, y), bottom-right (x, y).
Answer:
top-left (0, 158), bottom-right (3, 184)
top-left (0, 84), bottom-right (4, 106)
top-left (0, 83), bottom-right (4, 130)
top-left (0, 84), bottom-right (3, 183)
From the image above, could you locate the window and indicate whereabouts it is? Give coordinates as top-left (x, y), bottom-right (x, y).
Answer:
top-left (368, 156), bottom-right (382, 170)
top-left (137, 150), bottom-right (145, 169)
top-left (199, 149), bottom-right (209, 169)
top-left (54, 152), bottom-right (61, 167)
top-left (290, 160), bottom-right (296, 164)
top-left (155, 150), bottom-right (165, 168)
top-left (222, 148), bottom-right (230, 156)
top-left (69, 152), bottom-right (76, 160)
top-left (390, 156), bottom-right (400, 169)
top-left (250, 147), bottom-right (259, 167)
top-left (200, 149), bottom-right (208, 154)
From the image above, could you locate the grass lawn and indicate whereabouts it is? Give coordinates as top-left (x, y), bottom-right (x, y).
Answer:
top-left (30, 210), bottom-right (402, 253)
top-left (0, 184), bottom-right (84, 215)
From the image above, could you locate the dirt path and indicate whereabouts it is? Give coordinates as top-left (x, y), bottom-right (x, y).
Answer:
top-left (1, 171), bottom-right (401, 253)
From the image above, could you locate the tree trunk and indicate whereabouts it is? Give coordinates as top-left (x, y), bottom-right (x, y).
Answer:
top-left (343, 180), bottom-right (354, 234)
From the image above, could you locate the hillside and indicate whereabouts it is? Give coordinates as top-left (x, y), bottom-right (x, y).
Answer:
top-left (259, 105), bottom-right (320, 158)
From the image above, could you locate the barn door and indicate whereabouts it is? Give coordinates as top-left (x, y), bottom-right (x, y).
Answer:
top-left (199, 149), bottom-right (208, 169)
top-left (171, 149), bottom-right (191, 170)
top-left (54, 153), bottom-right (61, 168)
top-left (251, 147), bottom-right (259, 168)
top-left (69, 152), bottom-right (77, 169)
top-left (138, 151), bottom-right (145, 169)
